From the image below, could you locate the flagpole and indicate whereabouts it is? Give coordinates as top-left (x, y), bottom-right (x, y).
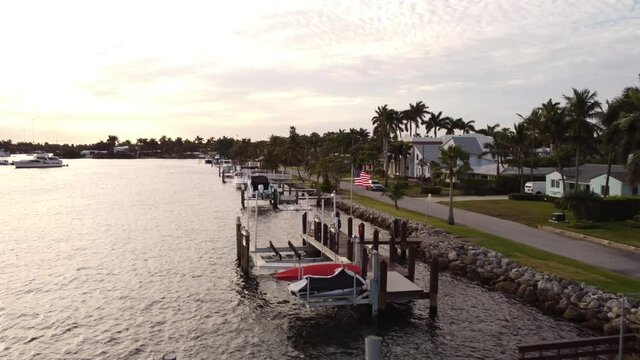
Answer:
top-left (350, 164), bottom-right (353, 216)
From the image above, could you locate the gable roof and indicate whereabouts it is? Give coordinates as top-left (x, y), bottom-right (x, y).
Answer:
top-left (556, 164), bottom-right (626, 184)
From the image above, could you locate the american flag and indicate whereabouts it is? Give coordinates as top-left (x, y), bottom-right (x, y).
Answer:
top-left (354, 170), bottom-right (372, 187)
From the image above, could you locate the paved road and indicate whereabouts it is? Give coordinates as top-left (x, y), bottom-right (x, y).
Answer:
top-left (341, 181), bottom-right (640, 279)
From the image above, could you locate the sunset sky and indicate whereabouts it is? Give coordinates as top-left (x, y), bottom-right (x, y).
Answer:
top-left (0, 0), bottom-right (639, 144)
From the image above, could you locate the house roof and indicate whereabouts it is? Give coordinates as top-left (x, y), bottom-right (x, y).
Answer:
top-left (443, 136), bottom-right (483, 155)
top-left (415, 143), bottom-right (442, 163)
top-left (501, 166), bottom-right (557, 176)
top-left (553, 164), bottom-right (626, 184)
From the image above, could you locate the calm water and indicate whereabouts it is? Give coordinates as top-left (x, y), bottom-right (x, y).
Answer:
top-left (0, 159), bottom-right (592, 359)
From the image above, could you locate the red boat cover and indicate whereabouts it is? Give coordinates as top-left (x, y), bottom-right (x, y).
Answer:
top-left (274, 263), bottom-right (361, 281)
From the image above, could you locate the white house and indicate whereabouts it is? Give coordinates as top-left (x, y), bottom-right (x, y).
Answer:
top-left (79, 150), bottom-right (107, 158)
top-left (545, 164), bottom-right (639, 197)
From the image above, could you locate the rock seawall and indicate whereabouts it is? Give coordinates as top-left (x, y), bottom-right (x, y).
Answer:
top-left (335, 199), bottom-right (640, 336)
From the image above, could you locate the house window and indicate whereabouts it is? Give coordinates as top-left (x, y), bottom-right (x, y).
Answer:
top-left (550, 179), bottom-right (560, 188)
top-left (601, 185), bottom-right (609, 196)
top-left (633, 186), bottom-right (638, 196)
top-left (416, 154), bottom-right (419, 160)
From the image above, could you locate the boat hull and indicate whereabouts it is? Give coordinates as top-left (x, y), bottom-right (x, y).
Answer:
top-left (14, 162), bottom-right (63, 168)
top-left (275, 263), bottom-right (361, 281)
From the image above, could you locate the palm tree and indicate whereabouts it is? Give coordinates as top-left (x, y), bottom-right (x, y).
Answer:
top-left (614, 87), bottom-right (640, 185)
top-left (438, 145), bottom-right (471, 225)
top-left (457, 119), bottom-right (476, 134)
top-left (106, 135), bottom-right (119, 153)
top-left (422, 111), bottom-right (446, 137)
top-left (519, 108), bottom-right (542, 182)
top-left (372, 105), bottom-right (401, 186)
top-left (476, 123), bottom-right (500, 136)
top-left (508, 123), bottom-right (528, 192)
top-left (382, 180), bottom-right (408, 210)
top-left (443, 117), bottom-right (457, 135)
top-left (599, 99), bottom-right (623, 196)
top-left (402, 101), bottom-right (429, 137)
top-left (540, 99), bottom-right (568, 191)
top-left (563, 88), bottom-right (602, 191)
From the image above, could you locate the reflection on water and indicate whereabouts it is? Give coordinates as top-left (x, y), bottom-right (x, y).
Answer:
top-left (0, 159), bottom-right (592, 359)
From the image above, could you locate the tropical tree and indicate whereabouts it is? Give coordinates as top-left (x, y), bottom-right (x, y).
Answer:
top-left (519, 108), bottom-right (543, 182)
top-left (598, 99), bottom-right (623, 196)
top-left (402, 101), bottom-right (429, 137)
top-left (507, 123), bottom-right (528, 192)
top-left (540, 99), bottom-right (569, 191)
top-left (456, 118), bottom-right (476, 134)
top-left (372, 105), bottom-right (401, 186)
top-left (443, 117), bottom-right (457, 135)
top-left (387, 141), bottom-right (412, 176)
top-left (287, 126), bottom-right (305, 179)
top-left (563, 88), bottom-right (602, 191)
top-left (614, 87), bottom-right (640, 185)
top-left (423, 111), bottom-right (446, 137)
top-left (106, 135), bottom-right (119, 152)
top-left (438, 145), bottom-right (471, 225)
top-left (382, 180), bottom-right (408, 210)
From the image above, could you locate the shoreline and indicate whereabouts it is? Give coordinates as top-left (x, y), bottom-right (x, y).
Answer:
top-left (335, 198), bottom-right (640, 339)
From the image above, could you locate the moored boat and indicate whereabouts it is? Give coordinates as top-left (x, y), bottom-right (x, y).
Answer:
top-left (14, 155), bottom-right (64, 168)
top-left (275, 263), bottom-right (361, 281)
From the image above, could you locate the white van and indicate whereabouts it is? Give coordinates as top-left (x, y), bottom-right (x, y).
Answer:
top-left (524, 181), bottom-right (546, 195)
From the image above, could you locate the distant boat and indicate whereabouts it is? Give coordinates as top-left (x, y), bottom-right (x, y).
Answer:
top-left (233, 170), bottom-right (250, 189)
top-left (14, 155), bottom-right (64, 168)
top-left (0, 159), bottom-right (10, 166)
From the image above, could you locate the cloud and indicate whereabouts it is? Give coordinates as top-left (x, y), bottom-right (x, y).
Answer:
top-left (1, 0), bottom-right (639, 143)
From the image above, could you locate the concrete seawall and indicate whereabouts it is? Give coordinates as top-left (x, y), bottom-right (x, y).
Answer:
top-left (336, 199), bottom-right (640, 337)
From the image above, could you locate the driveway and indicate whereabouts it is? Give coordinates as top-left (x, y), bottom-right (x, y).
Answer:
top-left (341, 181), bottom-right (640, 279)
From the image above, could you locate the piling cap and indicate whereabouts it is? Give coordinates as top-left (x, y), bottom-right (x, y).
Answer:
top-left (162, 352), bottom-right (177, 360)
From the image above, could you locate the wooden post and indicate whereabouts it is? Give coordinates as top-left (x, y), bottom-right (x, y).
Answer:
top-left (222, 170), bottom-right (226, 183)
top-left (407, 246), bottom-right (416, 282)
top-left (288, 184), bottom-right (292, 195)
top-left (365, 336), bottom-right (382, 360)
top-left (429, 260), bottom-right (439, 320)
top-left (347, 234), bottom-right (354, 262)
top-left (389, 233), bottom-right (396, 264)
top-left (329, 229), bottom-right (335, 252)
top-left (236, 217), bottom-right (242, 261)
top-left (314, 217), bottom-right (321, 241)
top-left (358, 223), bottom-right (365, 243)
top-left (323, 223), bottom-right (329, 246)
top-left (372, 229), bottom-right (379, 251)
top-left (240, 189), bottom-right (246, 209)
top-left (295, 189), bottom-right (299, 204)
top-left (302, 212), bottom-right (307, 235)
top-left (272, 190), bottom-right (278, 210)
top-left (243, 232), bottom-right (251, 275)
top-left (361, 246), bottom-right (369, 279)
top-left (400, 220), bottom-right (408, 262)
top-left (379, 260), bottom-right (387, 311)
top-left (347, 217), bottom-right (353, 238)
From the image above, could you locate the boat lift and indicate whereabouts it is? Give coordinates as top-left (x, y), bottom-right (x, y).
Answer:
top-left (234, 195), bottom-right (440, 319)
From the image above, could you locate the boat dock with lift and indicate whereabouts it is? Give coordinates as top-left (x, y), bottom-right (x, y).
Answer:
top-left (234, 206), bottom-right (440, 318)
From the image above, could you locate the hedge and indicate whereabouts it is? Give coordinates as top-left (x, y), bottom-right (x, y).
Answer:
top-left (600, 197), bottom-right (640, 221)
top-left (508, 193), bottom-right (546, 201)
top-left (421, 185), bottom-right (442, 195)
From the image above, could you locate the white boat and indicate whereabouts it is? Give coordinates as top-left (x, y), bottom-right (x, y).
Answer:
top-left (233, 170), bottom-right (251, 189)
top-left (0, 159), bottom-right (10, 166)
top-left (14, 155), bottom-right (64, 168)
top-left (221, 163), bottom-right (235, 177)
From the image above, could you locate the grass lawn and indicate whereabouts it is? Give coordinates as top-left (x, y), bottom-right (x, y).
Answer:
top-left (346, 193), bottom-right (640, 294)
top-left (440, 199), bottom-right (640, 248)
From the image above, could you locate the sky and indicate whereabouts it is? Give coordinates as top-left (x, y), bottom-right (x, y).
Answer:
top-left (0, 0), bottom-right (639, 144)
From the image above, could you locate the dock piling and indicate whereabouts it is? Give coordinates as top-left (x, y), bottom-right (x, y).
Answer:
top-left (302, 212), bottom-right (307, 234)
top-left (240, 189), bottom-right (246, 209)
top-left (429, 260), bottom-right (439, 320)
top-left (407, 247), bottom-right (416, 282)
top-left (236, 217), bottom-right (242, 260)
top-left (372, 229), bottom-right (379, 251)
top-left (322, 223), bottom-right (329, 246)
top-left (379, 260), bottom-right (387, 311)
top-left (361, 246), bottom-right (369, 279)
top-left (364, 336), bottom-right (382, 360)
top-left (400, 220), bottom-right (408, 262)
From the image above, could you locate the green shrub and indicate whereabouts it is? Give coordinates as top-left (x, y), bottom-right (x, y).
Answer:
top-left (560, 190), bottom-right (603, 221)
top-left (460, 178), bottom-right (497, 195)
top-left (421, 185), bottom-right (442, 195)
top-left (569, 220), bottom-right (597, 229)
top-left (508, 193), bottom-right (546, 201)
top-left (496, 177), bottom-right (522, 194)
top-left (624, 219), bottom-right (640, 228)
top-left (600, 197), bottom-right (640, 221)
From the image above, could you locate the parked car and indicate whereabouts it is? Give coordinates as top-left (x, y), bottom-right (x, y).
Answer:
top-left (367, 180), bottom-right (385, 191)
top-left (524, 181), bottom-right (546, 195)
